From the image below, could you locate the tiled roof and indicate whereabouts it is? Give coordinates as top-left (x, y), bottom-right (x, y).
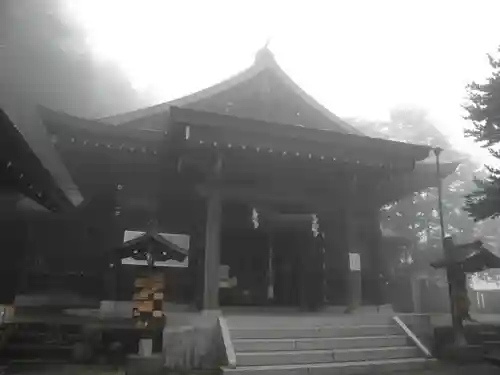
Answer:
top-left (100, 47), bottom-right (361, 135)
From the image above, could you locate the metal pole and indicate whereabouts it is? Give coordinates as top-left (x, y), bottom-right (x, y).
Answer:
top-left (433, 148), bottom-right (446, 242)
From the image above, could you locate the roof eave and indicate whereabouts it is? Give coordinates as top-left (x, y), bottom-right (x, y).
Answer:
top-left (171, 106), bottom-right (432, 163)
top-left (39, 106), bottom-right (163, 143)
top-left (379, 161), bottom-right (461, 205)
top-left (0, 109), bottom-right (78, 213)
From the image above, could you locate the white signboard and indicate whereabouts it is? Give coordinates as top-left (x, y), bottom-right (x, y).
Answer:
top-left (349, 253), bottom-right (361, 271)
top-left (122, 230), bottom-right (189, 268)
top-left (470, 273), bottom-right (500, 291)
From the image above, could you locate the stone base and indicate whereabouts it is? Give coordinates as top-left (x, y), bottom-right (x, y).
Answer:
top-left (99, 300), bottom-right (117, 317)
top-left (126, 354), bottom-right (163, 375)
top-left (440, 344), bottom-right (486, 363)
top-left (139, 338), bottom-right (153, 357)
top-left (163, 313), bottom-right (221, 370)
top-left (99, 300), bottom-right (134, 318)
top-left (0, 305), bottom-right (15, 323)
top-left (15, 293), bottom-right (99, 309)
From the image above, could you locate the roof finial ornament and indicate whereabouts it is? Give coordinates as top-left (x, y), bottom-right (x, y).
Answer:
top-left (255, 37), bottom-right (275, 65)
top-left (263, 37), bottom-right (271, 50)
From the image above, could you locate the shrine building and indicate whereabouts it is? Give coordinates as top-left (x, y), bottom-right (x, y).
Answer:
top-left (25, 47), bottom-right (458, 311)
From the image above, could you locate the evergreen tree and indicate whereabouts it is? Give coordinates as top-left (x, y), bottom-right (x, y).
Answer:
top-left (464, 48), bottom-right (500, 221)
top-left (350, 108), bottom-right (500, 271)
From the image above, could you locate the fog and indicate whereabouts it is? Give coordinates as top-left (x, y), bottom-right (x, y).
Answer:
top-left (0, 0), bottom-right (147, 118)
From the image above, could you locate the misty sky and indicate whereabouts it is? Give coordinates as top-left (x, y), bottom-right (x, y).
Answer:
top-left (64, 0), bottom-right (500, 161)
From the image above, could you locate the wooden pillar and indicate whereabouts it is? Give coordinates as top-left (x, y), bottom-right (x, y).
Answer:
top-left (202, 155), bottom-right (223, 310)
top-left (345, 176), bottom-right (362, 313)
top-left (368, 209), bottom-right (384, 307)
top-left (345, 212), bottom-right (362, 312)
top-left (189, 219), bottom-right (206, 310)
top-left (203, 190), bottom-right (222, 310)
top-left (103, 261), bottom-right (120, 301)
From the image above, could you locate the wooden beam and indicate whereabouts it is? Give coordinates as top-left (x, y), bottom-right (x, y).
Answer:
top-left (196, 184), bottom-right (319, 212)
top-left (195, 181), bottom-right (388, 215)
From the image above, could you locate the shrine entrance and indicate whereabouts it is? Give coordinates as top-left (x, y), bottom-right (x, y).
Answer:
top-left (271, 229), bottom-right (301, 306)
top-left (218, 210), bottom-right (324, 309)
top-left (266, 213), bottom-right (324, 310)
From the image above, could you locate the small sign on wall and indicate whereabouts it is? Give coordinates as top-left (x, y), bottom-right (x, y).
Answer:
top-left (349, 253), bottom-right (361, 271)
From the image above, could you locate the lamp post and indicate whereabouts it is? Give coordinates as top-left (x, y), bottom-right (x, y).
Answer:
top-left (433, 148), bottom-right (446, 242)
top-left (433, 148), bottom-right (466, 346)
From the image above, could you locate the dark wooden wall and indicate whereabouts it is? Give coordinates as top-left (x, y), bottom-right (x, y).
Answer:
top-left (0, 216), bottom-right (28, 304)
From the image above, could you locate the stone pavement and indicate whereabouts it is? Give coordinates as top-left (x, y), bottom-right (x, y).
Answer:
top-left (1, 364), bottom-right (124, 374)
top-left (2, 363), bottom-right (499, 374)
top-left (398, 363), bottom-right (498, 374)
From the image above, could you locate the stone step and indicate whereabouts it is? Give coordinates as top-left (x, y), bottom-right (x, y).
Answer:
top-left (223, 357), bottom-right (437, 375)
top-left (236, 346), bottom-right (420, 366)
top-left (0, 343), bottom-right (73, 361)
top-left (484, 341), bottom-right (500, 346)
top-left (231, 325), bottom-right (400, 340)
top-left (233, 335), bottom-right (408, 352)
top-left (225, 316), bottom-right (393, 330)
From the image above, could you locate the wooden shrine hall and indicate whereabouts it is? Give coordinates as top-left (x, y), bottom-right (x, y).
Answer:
top-left (34, 47), bottom-right (459, 311)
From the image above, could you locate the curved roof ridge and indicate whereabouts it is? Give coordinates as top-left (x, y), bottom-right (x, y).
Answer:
top-left (38, 105), bottom-right (163, 143)
top-left (39, 105), bottom-right (117, 129)
top-left (100, 47), bottom-right (362, 134)
top-left (100, 60), bottom-right (265, 126)
top-left (266, 56), bottom-right (362, 135)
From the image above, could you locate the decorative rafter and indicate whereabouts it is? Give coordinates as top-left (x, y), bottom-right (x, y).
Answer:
top-left (50, 132), bottom-right (160, 156)
top-left (191, 137), bottom-right (397, 170)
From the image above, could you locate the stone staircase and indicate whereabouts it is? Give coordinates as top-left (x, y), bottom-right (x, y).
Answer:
top-left (435, 323), bottom-right (500, 361)
top-left (0, 322), bottom-right (81, 364)
top-left (222, 314), bottom-right (437, 375)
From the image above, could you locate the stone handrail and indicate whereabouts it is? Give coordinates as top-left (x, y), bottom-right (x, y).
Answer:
top-left (218, 315), bottom-right (236, 368)
top-left (393, 315), bottom-right (432, 358)
top-left (0, 306), bottom-right (5, 325)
